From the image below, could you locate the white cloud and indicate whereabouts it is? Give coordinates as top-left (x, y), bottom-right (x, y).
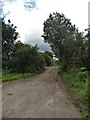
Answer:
top-left (2, 0), bottom-right (89, 51)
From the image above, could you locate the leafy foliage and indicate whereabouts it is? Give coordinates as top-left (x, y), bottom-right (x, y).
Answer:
top-left (41, 51), bottom-right (54, 66)
top-left (2, 19), bottom-right (45, 74)
top-left (42, 12), bottom-right (88, 71)
top-left (2, 19), bottom-right (19, 69)
top-left (60, 69), bottom-right (88, 119)
top-left (85, 27), bottom-right (90, 71)
top-left (8, 43), bottom-right (45, 73)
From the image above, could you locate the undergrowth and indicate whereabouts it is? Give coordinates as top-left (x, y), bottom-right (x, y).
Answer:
top-left (2, 72), bottom-right (36, 83)
top-left (60, 67), bottom-right (89, 119)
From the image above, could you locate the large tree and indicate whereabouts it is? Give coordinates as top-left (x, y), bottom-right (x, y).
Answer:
top-left (2, 19), bottom-right (19, 69)
top-left (42, 12), bottom-right (86, 70)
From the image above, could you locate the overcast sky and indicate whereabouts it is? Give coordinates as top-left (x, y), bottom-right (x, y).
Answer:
top-left (1, 0), bottom-right (89, 51)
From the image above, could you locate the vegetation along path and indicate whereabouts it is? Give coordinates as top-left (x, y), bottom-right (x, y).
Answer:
top-left (2, 67), bottom-right (82, 118)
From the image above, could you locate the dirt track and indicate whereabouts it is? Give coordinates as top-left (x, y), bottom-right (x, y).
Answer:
top-left (2, 67), bottom-right (82, 118)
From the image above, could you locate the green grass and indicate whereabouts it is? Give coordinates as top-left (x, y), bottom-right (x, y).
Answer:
top-left (60, 68), bottom-right (89, 119)
top-left (2, 72), bottom-right (36, 83)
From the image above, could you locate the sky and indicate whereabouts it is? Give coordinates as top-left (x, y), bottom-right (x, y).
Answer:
top-left (0, 0), bottom-right (89, 52)
top-left (89, 1), bottom-right (90, 28)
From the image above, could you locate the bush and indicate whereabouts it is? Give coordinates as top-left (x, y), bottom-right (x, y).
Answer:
top-left (78, 67), bottom-right (88, 83)
top-left (8, 43), bottom-right (45, 73)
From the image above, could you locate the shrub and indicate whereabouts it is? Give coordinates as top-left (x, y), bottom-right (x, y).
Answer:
top-left (78, 67), bottom-right (88, 83)
top-left (8, 43), bottom-right (45, 73)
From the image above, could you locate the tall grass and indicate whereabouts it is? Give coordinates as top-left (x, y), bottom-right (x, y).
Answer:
top-left (2, 72), bottom-right (36, 83)
top-left (60, 68), bottom-right (89, 119)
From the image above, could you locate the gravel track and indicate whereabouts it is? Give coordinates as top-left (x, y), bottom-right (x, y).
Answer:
top-left (2, 67), bottom-right (82, 118)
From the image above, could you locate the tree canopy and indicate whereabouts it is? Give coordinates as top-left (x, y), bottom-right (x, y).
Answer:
top-left (2, 19), bottom-right (19, 69)
top-left (42, 12), bottom-right (88, 70)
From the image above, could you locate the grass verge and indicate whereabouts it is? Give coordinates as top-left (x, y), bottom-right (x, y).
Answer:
top-left (2, 72), bottom-right (37, 83)
top-left (60, 68), bottom-right (89, 119)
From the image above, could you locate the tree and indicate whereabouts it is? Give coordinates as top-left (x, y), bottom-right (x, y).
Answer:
top-left (41, 51), bottom-right (54, 66)
top-left (44, 51), bottom-right (53, 58)
top-left (42, 13), bottom-right (74, 68)
top-left (2, 19), bottom-right (19, 69)
top-left (88, 30), bottom-right (90, 71)
top-left (42, 12), bottom-right (87, 70)
top-left (84, 27), bottom-right (90, 71)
